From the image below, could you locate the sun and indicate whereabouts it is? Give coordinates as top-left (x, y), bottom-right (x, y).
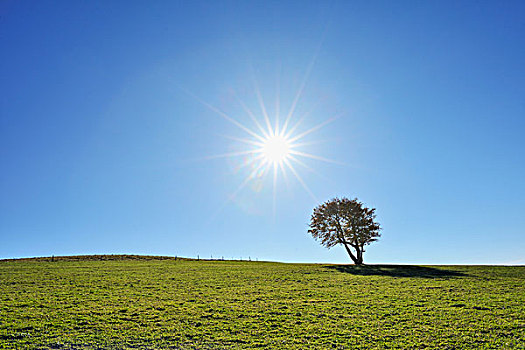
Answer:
top-left (260, 134), bottom-right (291, 164)
top-left (193, 86), bottom-right (342, 210)
top-left (185, 63), bottom-right (343, 213)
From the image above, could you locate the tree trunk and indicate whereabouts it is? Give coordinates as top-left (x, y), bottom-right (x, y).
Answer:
top-left (355, 246), bottom-right (363, 265)
top-left (342, 242), bottom-right (362, 265)
top-left (334, 218), bottom-right (364, 265)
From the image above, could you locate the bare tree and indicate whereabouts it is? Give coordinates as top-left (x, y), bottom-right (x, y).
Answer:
top-left (308, 197), bottom-right (381, 265)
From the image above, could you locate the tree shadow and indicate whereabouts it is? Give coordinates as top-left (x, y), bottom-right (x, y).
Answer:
top-left (325, 264), bottom-right (467, 278)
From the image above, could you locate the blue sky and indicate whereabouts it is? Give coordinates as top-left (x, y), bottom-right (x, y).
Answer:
top-left (1, 1), bottom-right (524, 264)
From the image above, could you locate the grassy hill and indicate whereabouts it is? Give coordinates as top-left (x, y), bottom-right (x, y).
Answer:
top-left (1, 256), bottom-right (524, 349)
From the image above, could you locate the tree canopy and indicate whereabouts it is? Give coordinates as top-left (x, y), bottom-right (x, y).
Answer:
top-left (308, 197), bottom-right (381, 265)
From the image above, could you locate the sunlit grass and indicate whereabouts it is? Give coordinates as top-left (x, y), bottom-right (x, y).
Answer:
top-left (1, 256), bottom-right (524, 349)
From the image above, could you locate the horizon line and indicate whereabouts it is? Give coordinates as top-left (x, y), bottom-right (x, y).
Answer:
top-left (1, 253), bottom-right (524, 266)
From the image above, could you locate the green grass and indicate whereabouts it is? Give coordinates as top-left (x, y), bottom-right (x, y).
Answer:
top-left (1, 256), bottom-right (524, 349)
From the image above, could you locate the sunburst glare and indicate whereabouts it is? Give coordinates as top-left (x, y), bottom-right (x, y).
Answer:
top-left (186, 66), bottom-right (344, 214)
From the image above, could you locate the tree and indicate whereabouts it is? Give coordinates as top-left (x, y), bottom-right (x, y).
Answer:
top-left (308, 197), bottom-right (381, 265)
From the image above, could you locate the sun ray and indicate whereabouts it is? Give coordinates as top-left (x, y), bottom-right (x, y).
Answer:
top-left (288, 150), bottom-right (345, 165)
top-left (288, 154), bottom-right (331, 181)
top-left (280, 26), bottom-right (329, 136)
top-left (182, 87), bottom-right (266, 143)
top-left (283, 158), bottom-right (318, 202)
top-left (275, 62), bottom-right (281, 136)
top-left (281, 50), bottom-right (319, 136)
top-left (272, 162), bottom-right (277, 219)
top-left (202, 149), bottom-right (261, 160)
top-left (288, 112), bottom-right (344, 143)
top-left (219, 134), bottom-right (264, 147)
top-left (287, 154), bottom-right (317, 173)
top-left (252, 75), bottom-right (274, 136)
top-left (233, 154), bottom-right (265, 173)
top-left (278, 160), bottom-right (291, 191)
top-left (232, 89), bottom-right (270, 139)
top-left (282, 114), bottom-right (305, 139)
top-left (288, 139), bottom-right (332, 148)
top-left (262, 160), bottom-right (273, 177)
top-left (282, 98), bottom-right (324, 138)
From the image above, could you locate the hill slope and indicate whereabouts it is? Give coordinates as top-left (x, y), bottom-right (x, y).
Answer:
top-left (1, 257), bottom-right (524, 349)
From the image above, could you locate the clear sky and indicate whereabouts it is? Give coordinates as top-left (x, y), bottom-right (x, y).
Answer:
top-left (1, 1), bottom-right (524, 264)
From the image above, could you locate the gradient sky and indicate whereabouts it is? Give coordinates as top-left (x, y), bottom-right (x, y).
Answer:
top-left (1, 1), bottom-right (524, 264)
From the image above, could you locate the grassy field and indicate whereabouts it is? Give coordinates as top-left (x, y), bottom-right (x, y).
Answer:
top-left (1, 256), bottom-right (524, 349)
